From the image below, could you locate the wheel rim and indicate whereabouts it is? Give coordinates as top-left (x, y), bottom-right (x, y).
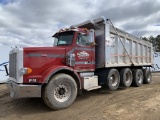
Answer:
top-left (125, 71), bottom-right (132, 84)
top-left (110, 72), bottom-right (118, 86)
top-left (147, 72), bottom-right (151, 82)
top-left (137, 72), bottom-right (143, 83)
top-left (54, 82), bottom-right (71, 102)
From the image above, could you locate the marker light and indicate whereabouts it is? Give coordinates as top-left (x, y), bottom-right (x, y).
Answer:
top-left (21, 68), bottom-right (32, 75)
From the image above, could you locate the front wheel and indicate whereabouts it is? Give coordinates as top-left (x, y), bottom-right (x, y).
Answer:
top-left (42, 73), bottom-right (77, 110)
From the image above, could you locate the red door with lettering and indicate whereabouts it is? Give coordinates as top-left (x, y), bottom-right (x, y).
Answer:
top-left (74, 33), bottom-right (95, 72)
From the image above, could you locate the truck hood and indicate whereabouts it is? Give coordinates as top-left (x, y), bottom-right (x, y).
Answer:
top-left (23, 46), bottom-right (66, 55)
top-left (23, 46), bottom-right (66, 76)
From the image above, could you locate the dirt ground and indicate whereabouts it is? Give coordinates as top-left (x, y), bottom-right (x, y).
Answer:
top-left (1, 73), bottom-right (160, 120)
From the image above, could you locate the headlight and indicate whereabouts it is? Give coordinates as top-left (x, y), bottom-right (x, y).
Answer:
top-left (20, 68), bottom-right (32, 75)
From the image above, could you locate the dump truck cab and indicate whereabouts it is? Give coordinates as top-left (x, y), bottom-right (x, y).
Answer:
top-left (53, 27), bottom-right (96, 72)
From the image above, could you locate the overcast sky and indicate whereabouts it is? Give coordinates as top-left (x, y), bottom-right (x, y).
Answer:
top-left (0, 0), bottom-right (160, 47)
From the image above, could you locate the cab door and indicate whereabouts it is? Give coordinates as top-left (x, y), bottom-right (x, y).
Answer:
top-left (74, 30), bottom-right (95, 72)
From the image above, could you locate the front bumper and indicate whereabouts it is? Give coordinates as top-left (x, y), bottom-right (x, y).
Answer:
top-left (6, 80), bottom-right (41, 98)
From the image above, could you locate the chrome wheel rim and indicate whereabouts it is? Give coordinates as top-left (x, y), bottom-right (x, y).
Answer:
top-left (125, 71), bottom-right (132, 84)
top-left (147, 73), bottom-right (151, 82)
top-left (110, 72), bottom-right (118, 86)
top-left (54, 82), bottom-right (71, 102)
top-left (137, 72), bottom-right (143, 83)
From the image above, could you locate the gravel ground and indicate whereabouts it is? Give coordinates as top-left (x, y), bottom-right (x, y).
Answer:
top-left (0, 73), bottom-right (160, 120)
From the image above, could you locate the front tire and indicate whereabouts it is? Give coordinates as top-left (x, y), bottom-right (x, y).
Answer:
top-left (106, 69), bottom-right (120, 90)
top-left (42, 73), bottom-right (77, 110)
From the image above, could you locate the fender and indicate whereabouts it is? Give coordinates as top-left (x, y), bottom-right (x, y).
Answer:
top-left (42, 65), bottom-right (82, 89)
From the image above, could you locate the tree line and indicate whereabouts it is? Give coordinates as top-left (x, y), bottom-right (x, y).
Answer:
top-left (141, 35), bottom-right (160, 52)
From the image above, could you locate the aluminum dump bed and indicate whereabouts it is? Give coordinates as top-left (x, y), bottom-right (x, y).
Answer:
top-left (72, 17), bottom-right (153, 68)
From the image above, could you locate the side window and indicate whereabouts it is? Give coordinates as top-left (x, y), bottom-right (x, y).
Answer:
top-left (77, 33), bottom-right (90, 46)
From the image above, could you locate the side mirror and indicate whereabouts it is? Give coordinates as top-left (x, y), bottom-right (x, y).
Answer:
top-left (88, 29), bottom-right (96, 46)
top-left (88, 29), bottom-right (94, 41)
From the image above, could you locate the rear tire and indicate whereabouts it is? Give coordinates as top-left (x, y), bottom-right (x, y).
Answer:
top-left (132, 69), bottom-right (143, 87)
top-left (42, 73), bottom-right (77, 110)
top-left (106, 69), bottom-right (120, 90)
top-left (120, 68), bottom-right (132, 87)
top-left (143, 69), bottom-right (152, 84)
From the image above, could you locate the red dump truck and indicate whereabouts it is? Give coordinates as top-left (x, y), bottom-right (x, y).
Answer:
top-left (7, 17), bottom-right (153, 110)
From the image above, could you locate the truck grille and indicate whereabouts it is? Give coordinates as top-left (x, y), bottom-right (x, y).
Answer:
top-left (9, 53), bottom-right (17, 79)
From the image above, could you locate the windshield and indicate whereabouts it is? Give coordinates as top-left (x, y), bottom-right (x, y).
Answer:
top-left (53, 31), bottom-right (74, 46)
